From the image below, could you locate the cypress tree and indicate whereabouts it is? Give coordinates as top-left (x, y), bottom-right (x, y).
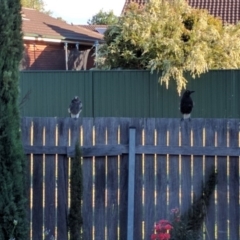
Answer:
top-left (68, 142), bottom-right (83, 240)
top-left (0, 0), bottom-right (28, 239)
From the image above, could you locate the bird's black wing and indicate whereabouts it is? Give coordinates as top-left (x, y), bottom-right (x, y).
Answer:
top-left (180, 98), bottom-right (193, 114)
top-left (70, 100), bottom-right (82, 114)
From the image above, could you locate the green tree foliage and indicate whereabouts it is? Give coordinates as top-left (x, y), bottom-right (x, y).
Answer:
top-left (96, 0), bottom-right (240, 93)
top-left (21, 0), bottom-right (45, 11)
top-left (0, 0), bottom-right (28, 239)
top-left (68, 142), bottom-right (83, 240)
top-left (88, 9), bottom-right (118, 25)
top-left (21, 0), bottom-right (52, 15)
top-left (56, 17), bottom-right (67, 22)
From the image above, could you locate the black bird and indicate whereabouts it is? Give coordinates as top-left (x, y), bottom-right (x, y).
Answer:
top-left (180, 90), bottom-right (195, 120)
top-left (68, 96), bottom-right (83, 119)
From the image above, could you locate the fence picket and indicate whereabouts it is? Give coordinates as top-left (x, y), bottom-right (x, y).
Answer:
top-left (82, 118), bottom-right (94, 240)
top-left (215, 119), bottom-right (228, 240)
top-left (105, 118), bottom-right (120, 239)
top-left (228, 119), bottom-right (240, 240)
top-left (94, 118), bottom-right (107, 240)
top-left (191, 119), bottom-right (205, 239)
top-left (118, 118), bottom-right (130, 240)
top-left (168, 119), bottom-right (180, 212)
top-left (32, 118), bottom-right (44, 240)
top-left (56, 118), bottom-right (69, 239)
top-left (155, 119), bottom-right (168, 221)
top-left (144, 118), bottom-right (156, 239)
top-left (44, 118), bottom-right (57, 239)
top-left (56, 155), bottom-right (68, 239)
top-left (180, 120), bottom-right (192, 214)
top-left (204, 119), bottom-right (216, 240)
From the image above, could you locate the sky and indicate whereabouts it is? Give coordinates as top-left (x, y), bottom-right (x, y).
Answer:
top-left (45, 0), bottom-right (126, 25)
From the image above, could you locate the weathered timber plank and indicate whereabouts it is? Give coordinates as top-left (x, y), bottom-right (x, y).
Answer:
top-left (23, 144), bottom-right (240, 157)
top-left (228, 120), bottom-right (239, 240)
top-left (143, 118), bottom-right (156, 240)
top-left (24, 146), bottom-right (68, 154)
top-left (135, 145), bottom-right (240, 156)
top-left (82, 118), bottom-right (94, 240)
top-left (168, 119), bottom-right (180, 211)
top-left (69, 117), bottom-right (81, 146)
top-left (21, 117), bottom-right (32, 144)
top-left (94, 118), bottom-right (107, 240)
top-left (155, 119), bottom-right (168, 221)
top-left (20, 117), bottom-right (240, 240)
top-left (57, 117), bottom-right (70, 146)
top-left (56, 118), bottom-right (69, 240)
top-left (191, 119), bottom-right (204, 240)
top-left (191, 119), bottom-right (204, 197)
top-left (44, 118), bottom-right (56, 239)
top-left (23, 145), bottom-right (128, 156)
top-left (105, 118), bottom-right (119, 240)
top-left (204, 119), bottom-right (216, 240)
top-left (57, 156), bottom-right (68, 240)
top-left (82, 145), bottom-right (128, 157)
top-left (215, 119), bottom-right (228, 240)
top-left (32, 118), bottom-right (44, 240)
top-left (180, 120), bottom-right (192, 214)
top-left (119, 118), bottom-right (130, 240)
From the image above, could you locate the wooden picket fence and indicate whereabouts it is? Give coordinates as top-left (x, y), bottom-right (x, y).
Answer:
top-left (21, 117), bottom-right (240, 240)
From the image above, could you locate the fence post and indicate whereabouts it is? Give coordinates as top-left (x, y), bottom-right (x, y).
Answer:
top-left (127, 127), bottom-right (136, 240)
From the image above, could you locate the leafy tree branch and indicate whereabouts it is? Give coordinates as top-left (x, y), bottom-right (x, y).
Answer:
top-left (96, 0), bottom-right (240, 93)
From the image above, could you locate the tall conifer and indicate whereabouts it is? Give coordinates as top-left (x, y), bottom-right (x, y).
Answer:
top-left (0, 0), bottom-right (28, 239)
top-left (68, 142), bottom-right (83, 240)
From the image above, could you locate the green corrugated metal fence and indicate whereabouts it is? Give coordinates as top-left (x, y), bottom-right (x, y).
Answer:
top-left (19, 70), bottom-right (240, 118)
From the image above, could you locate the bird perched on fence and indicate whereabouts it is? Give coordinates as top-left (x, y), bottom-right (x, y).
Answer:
top-left (68, 96), bottom-right (82, 119)
top-left (180, 90), bottom-right (195, 120)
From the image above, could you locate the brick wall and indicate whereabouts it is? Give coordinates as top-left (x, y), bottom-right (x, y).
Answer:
top-left (21, 41), bottom-right (95, 70)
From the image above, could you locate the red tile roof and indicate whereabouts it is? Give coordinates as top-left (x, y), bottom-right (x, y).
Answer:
top-left (188, 0), bottom-right (240, 24)
top-left (122, 0), bottom-right (240, 25)
top-left (22, 8), bottom-right (103, 45)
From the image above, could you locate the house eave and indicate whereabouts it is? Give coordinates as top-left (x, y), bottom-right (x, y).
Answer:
top-left (23, 36), bottom-right (102, 46)
top-left (23, 34), bottom-right (104, 45)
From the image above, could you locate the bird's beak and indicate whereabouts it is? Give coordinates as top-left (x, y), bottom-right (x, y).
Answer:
top-left (190, 91), bottom-right (195, 94)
